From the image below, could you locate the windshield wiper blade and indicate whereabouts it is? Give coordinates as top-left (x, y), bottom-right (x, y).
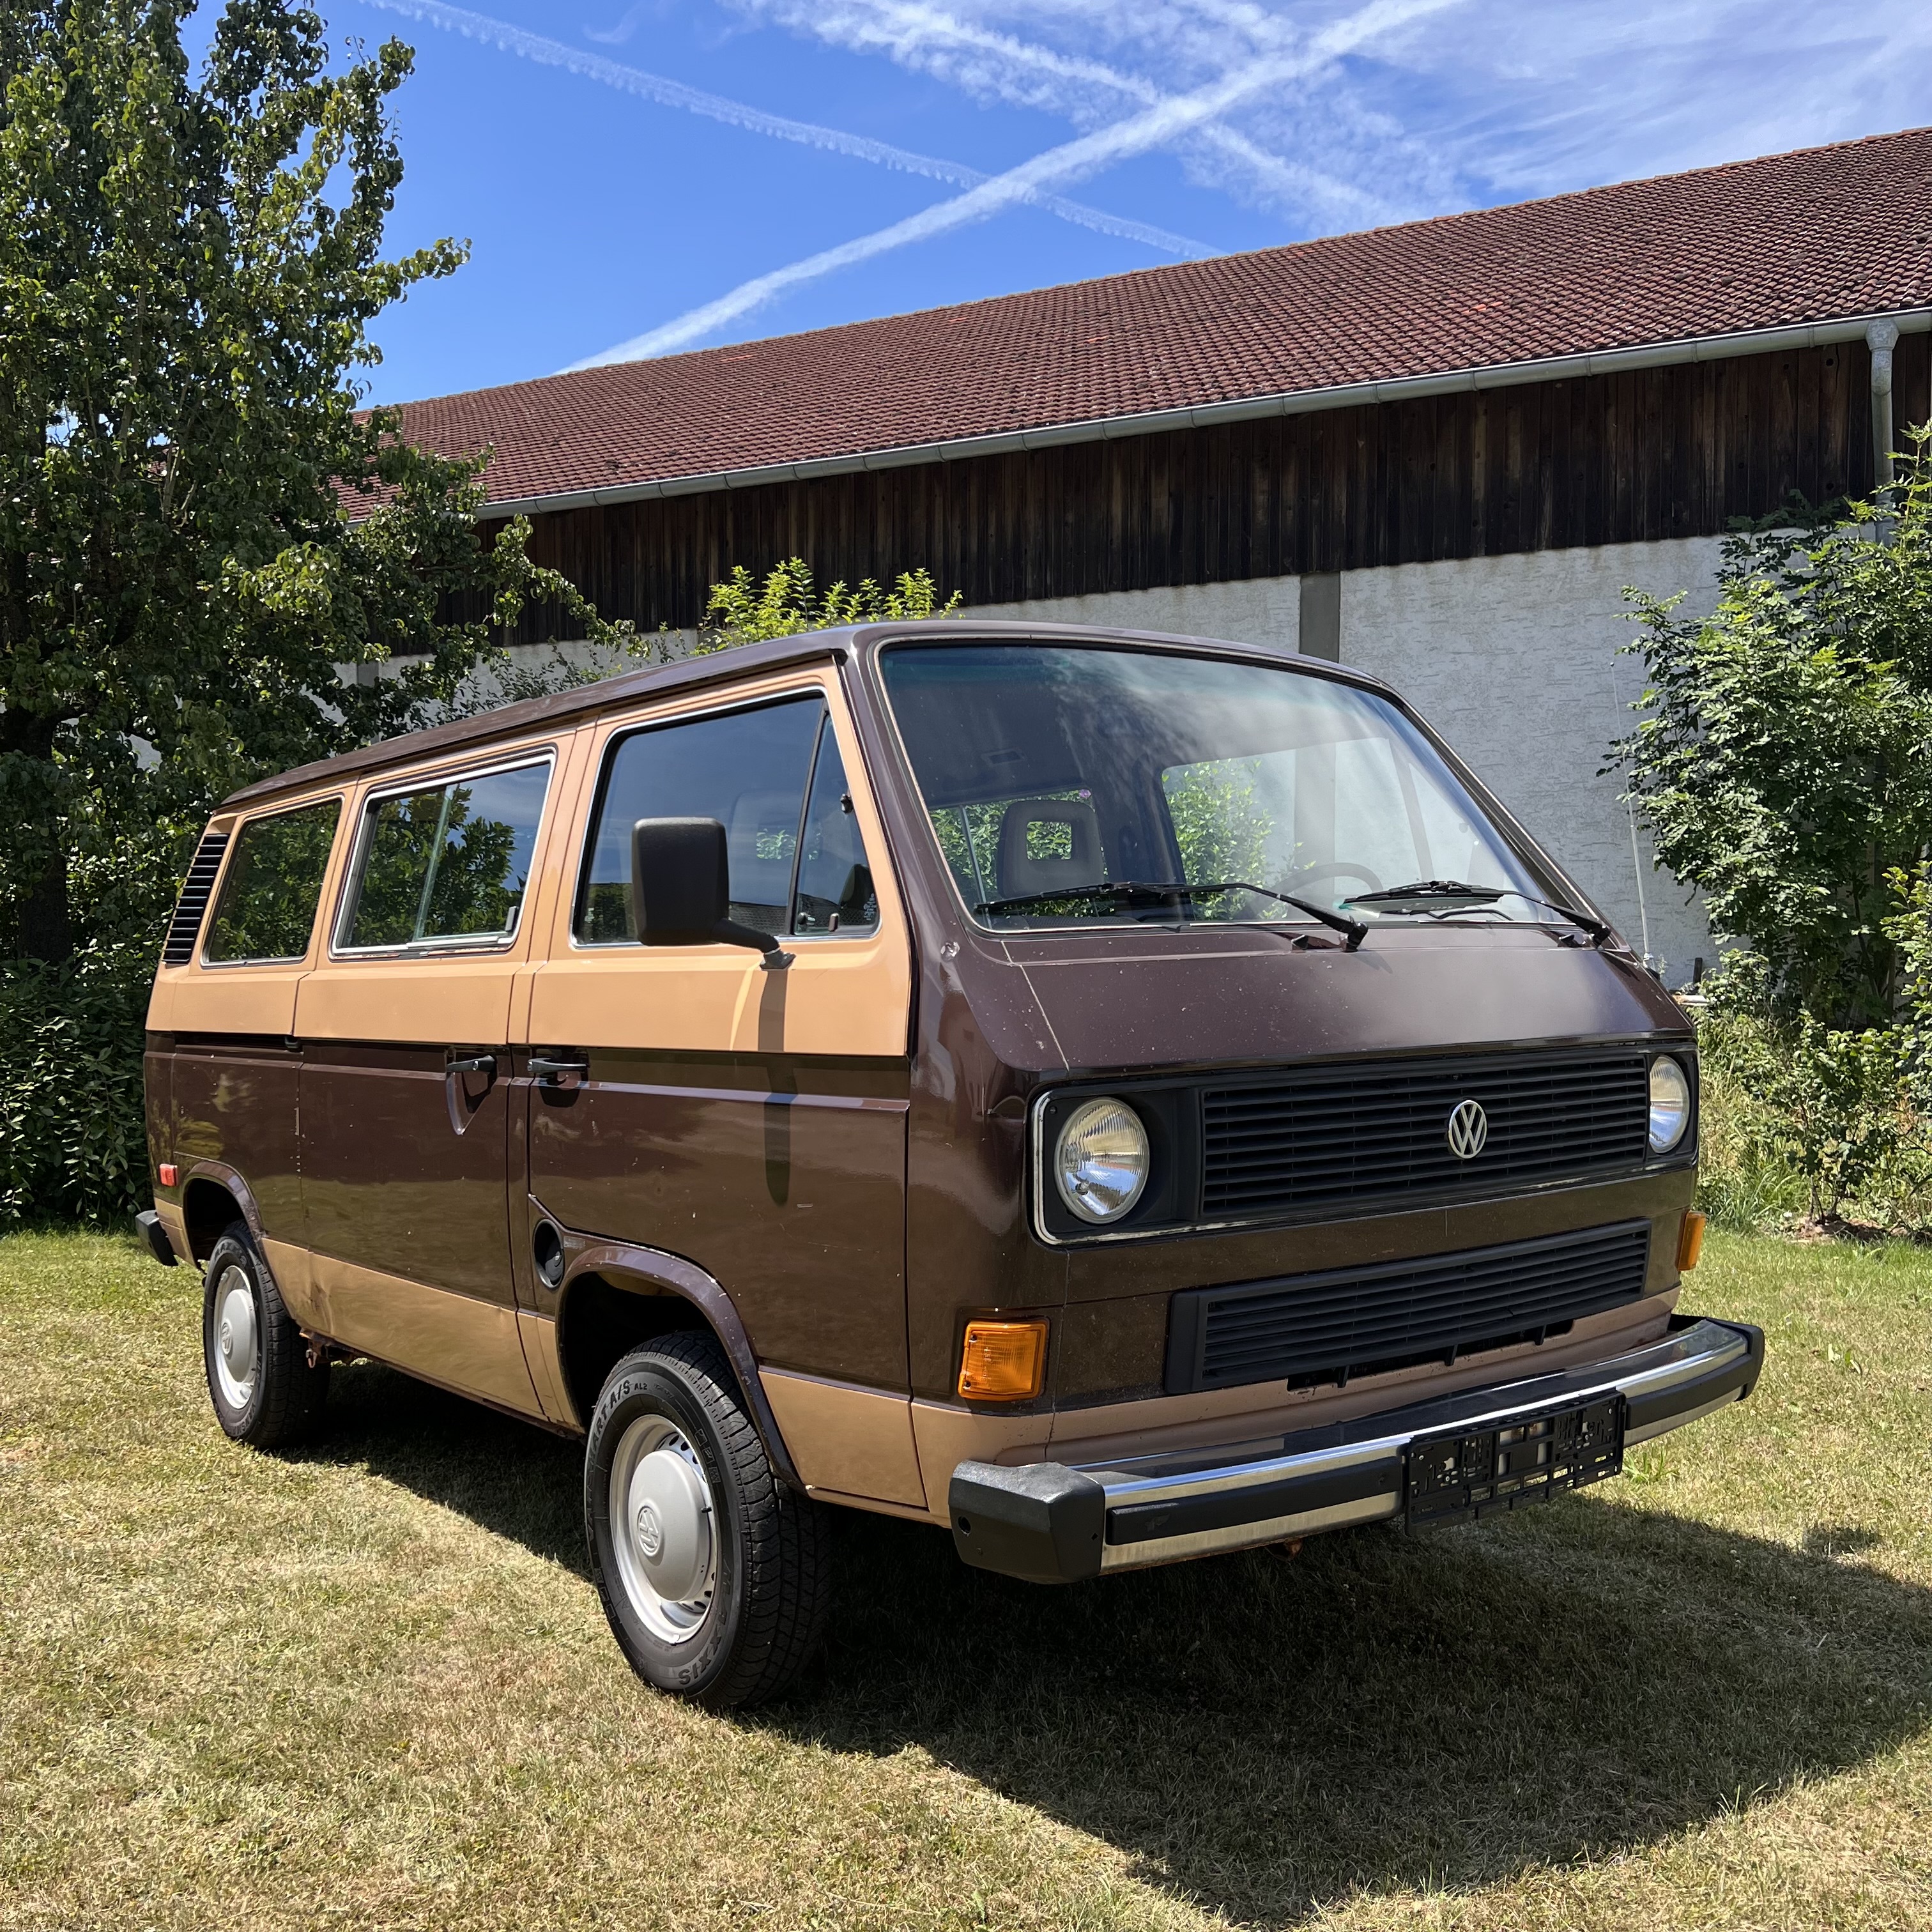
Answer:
top-left (976, 878), bottom-right (1366, 949)
top-left (1348, 878), bottom-right (1505, 905)
top-left (1345, 879), bottom-right (1611, 944)
top-left (1193, 880), bottom-right (1366, 948)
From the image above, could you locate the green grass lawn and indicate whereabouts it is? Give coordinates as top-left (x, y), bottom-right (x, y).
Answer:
top-left (3, 1229), bottom-right (1929, 1931)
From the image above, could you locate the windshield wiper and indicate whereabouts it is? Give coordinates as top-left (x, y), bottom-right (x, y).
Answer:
top-left (1348, 878), bottom-right (1504, 905)
top-left (976, 878), bottom-right (1366, 949)
top-left (1346, 880), bottom-right (1611, 944)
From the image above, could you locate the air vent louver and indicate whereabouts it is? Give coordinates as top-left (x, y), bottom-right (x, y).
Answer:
top-left (160, 832), bottom-right (228, 965)
top-left (1165, 1220), bottom-right (1653, 1395)
top-left (1201, 1050), bottom-right (1653, 1222)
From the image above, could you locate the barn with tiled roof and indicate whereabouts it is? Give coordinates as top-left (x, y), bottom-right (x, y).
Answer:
top-left (385, 126), bottom-right (1932, 982)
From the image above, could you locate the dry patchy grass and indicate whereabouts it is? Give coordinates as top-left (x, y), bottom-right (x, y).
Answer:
top-left (2, 1229), bottom-right (1929, 1930)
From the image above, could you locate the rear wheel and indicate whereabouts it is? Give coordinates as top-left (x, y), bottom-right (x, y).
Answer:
top-left (201, 1221), bottom-right (328, 1448)
top-left (585, 1331), bottom-right (831, 1708)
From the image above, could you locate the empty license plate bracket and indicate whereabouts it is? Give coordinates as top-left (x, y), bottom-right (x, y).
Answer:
top-left (1406, 1393), bottom-right (1624, 1532)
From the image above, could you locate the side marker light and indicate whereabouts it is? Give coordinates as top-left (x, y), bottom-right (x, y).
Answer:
top-left (1677, 1209), bottom-right (1706, 1272)
top-left (958, 1318), bottom-right (1048, 1402)
top-left (158, 1163), bottom-right (180, 1188)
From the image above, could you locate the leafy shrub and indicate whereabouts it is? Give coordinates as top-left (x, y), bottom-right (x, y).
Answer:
top-left (0, 956), bottom-right (151, 1225)
top-left (698, 558), bottom-right (960, 650)
top-left (1616, 431), bottom-right (1932, 1032)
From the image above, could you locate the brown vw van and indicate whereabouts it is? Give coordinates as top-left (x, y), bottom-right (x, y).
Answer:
top-left (139, 622), bottom-right (1760, 1706)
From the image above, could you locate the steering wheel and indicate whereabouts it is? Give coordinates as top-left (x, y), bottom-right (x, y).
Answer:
top-left (1280, 862), bottom-right (1384, 900)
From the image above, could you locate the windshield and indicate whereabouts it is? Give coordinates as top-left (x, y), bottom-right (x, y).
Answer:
top-left (879, 643), bottom-right (1558, 931)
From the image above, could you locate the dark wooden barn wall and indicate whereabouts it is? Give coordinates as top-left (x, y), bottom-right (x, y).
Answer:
top-left (493, 332), bottom-right (1930, 643)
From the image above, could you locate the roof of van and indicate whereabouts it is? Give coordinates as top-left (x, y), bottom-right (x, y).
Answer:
top-left (220, 624), bottom-right (1393, 811)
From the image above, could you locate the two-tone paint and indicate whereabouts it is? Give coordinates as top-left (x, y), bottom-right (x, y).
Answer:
top-left (144, 621), bottom-right (1741, 1545)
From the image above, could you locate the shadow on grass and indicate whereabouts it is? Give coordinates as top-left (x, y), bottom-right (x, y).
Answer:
top-left (306, 1363), bottom-right (1932, 1928)
top-left (775, 1505), bottom-right (1932, 1925)
top-left (303, 1360), bottom-right (588, 1572)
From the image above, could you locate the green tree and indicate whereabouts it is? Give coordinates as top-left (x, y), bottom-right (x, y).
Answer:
top-left (0, 0), bottom-right (627, 968)
top-left (1614, 434), bottom-right (1932, 1030)
top-left (0, 2), bottom-right (631, 1222)
top-left (1616, 433), bottom-right (1932, 1225)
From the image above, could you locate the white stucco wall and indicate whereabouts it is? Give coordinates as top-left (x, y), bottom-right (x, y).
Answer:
top-left (970, 537), bottom-right (1727, 985)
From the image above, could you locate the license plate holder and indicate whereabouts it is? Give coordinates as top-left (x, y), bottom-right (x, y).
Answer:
top-left (1405, 1393), bottom-right (1624, 1532)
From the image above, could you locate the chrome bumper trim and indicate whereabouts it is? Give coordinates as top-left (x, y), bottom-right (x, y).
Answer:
top-left (947, 1315), bottom-right (1763, 1582)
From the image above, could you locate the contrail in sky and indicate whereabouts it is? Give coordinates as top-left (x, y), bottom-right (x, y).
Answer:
top-left (747, 0), bottom-right (1401, 227)
top-left (354, 0), bottom-right (1213, 259)
top-left (571, 0), bottom-right (1454, 367)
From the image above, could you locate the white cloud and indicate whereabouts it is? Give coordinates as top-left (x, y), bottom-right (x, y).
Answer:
top-left (354, 0), bottom-right (1215, 256)
top-left (571, 0), bottom-right (1457, 365)
top-left (727, 0), bottom-right (1932, 227)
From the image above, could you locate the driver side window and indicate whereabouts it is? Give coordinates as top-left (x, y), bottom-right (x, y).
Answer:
top-left (575, 696), bottom-right (880, 944)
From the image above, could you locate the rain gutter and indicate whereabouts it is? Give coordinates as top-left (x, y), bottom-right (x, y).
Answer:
top-left (471, 305), bottom-right (1932, 523)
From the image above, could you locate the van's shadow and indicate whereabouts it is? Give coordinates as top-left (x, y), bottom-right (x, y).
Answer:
top-left (312, 1363), bottom-right (1932, 1928)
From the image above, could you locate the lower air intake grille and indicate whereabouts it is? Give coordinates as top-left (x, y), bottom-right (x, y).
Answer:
top-left (1163, 1220), bottom-right (1653, 1395)
top-left (161, 832), bottom-right (229, 966)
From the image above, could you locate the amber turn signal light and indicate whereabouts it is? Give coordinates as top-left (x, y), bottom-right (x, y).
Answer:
top-left (1677, 1208), bottom-right (1706, 1272)
top-left (958, 1318), bottom-right (1048, 1402)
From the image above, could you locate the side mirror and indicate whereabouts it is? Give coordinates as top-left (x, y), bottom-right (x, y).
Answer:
top-left (629, 818), bottom-right (792, 970)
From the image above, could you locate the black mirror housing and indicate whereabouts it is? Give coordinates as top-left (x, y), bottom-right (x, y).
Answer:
top-left (629, 818), bottom-right (792, 968)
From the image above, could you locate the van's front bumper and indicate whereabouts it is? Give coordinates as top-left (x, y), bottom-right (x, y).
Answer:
top-left (949, 1314), bottom-right (1763, 1584)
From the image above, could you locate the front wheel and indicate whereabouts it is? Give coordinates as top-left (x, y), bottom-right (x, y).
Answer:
top-left (585, 1331), bottom-right (831, 1708)
top-left (202, 1221), bottom-right (328, 1448)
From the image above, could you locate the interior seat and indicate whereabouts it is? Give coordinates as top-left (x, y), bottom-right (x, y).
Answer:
top-left (995, 797), bottom-right (1105, 900)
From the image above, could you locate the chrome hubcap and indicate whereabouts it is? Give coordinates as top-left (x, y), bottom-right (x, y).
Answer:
top-left (212, 1266), bottom-right (258, 1411)
top-left (609, 1416), bottom-right (716, 1644)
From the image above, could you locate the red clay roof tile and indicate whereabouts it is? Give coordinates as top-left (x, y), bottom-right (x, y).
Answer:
top-left (375, 126), bottom-right (1932, 509)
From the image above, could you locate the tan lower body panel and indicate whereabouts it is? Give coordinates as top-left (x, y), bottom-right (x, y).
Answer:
top-left (761, 1370), bottom-right (928, 1509)
top-left (260, 1238), bottom-right (326, 1331)
top-left (309, 1252), bottom-right (544, 1420)
top-left (910, 1400), bottom-right (1050, 1524)
top-left (517, 1311), bottom-right (579, 1429)
top-left (155, 1201), bottom-right (190, 1267)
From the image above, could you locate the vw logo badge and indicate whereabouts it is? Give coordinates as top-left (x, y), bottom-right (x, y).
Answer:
top-left (1446, 1099), bottom-right (1489, 1160)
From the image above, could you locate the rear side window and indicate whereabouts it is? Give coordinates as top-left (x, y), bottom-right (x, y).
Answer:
top-left (202, 799), bottom-right (342, 965)
top-left (576, 698), bottom-right (878, 943)
top-left (341, 758), bottom-right (552, 952)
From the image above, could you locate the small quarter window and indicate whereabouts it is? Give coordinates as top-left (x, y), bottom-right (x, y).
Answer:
top-left (793, 726), bottom-right (878, 936)
top-left (202, 799), bottom-right (341, 964)
top-left (342, 759), bottom-right (551, 951)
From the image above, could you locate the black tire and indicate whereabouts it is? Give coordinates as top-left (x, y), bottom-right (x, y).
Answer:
top-left (585, 1331), bottom-right (831, 1709)
top-left (201, 1220), bottom-right (328, 1449)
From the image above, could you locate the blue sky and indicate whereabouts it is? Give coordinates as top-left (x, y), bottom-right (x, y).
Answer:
top-left (286, 0), bottom-right (1932, 406)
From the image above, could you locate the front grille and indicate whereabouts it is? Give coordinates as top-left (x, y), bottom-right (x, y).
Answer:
top-left (1164, 1220), bottom-right (1653, 1394)
top-left (1201, 1050), bottom-right (1652, 1222)
top-left (161, 832), bottom-right (228, 965)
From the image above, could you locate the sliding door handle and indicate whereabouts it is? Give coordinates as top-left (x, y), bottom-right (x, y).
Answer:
top-left (529, 1054), bottom-right (589, 1090)
top-left (443, 1053), bottom-right (498, 1136)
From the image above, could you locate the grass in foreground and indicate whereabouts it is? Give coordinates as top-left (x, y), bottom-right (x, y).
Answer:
top-left (2, 1230), bottom-right (1929, 1931)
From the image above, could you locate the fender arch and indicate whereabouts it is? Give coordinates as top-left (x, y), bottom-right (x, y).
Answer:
top-left (555, 1234), bottom-right (802, 1489)
top-left (181, 1160), bottom-right (267, 1264)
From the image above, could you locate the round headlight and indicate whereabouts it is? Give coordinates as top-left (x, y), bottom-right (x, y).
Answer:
top-left (1054, 1098), bottom-right (1150, 1223)
top-left (1648, 1055), bottom-right (1692, 1153)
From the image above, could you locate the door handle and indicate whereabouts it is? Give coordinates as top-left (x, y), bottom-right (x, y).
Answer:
top-left (529, 1054), bottom-right (588, 1090)
top-left (443, 1052), bottom-right (499, 1136)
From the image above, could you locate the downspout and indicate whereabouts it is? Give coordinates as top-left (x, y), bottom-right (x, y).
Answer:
top-left (1867, 317), bottom-right (1899, 502)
